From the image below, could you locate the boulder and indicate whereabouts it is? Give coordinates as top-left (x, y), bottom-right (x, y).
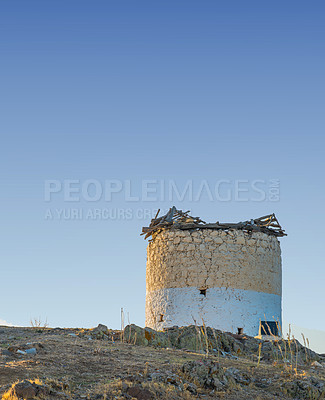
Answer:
top-left (311, 361), bottom-right (323, 368)
top-left (180, 360), bottom-right (225, 389)
top-left (92, 323), bottom-right (108, 333)
top-left (5, 380), bottom-right (48, 399)
top-left (127, 385), bottom-right (153, 399)
top-left (123, 325), bottom-right (171, 347)
top-left (91, 324), bottom-right (109, 338)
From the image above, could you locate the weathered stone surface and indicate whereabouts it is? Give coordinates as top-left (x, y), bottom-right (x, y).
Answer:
top-left (281, 377), bottom-right (325, 399)
top-left (146, 229), bottom-right (281, 295)
top-left (127, 385), bottom-right (153, 399)
top-left (7, 380), bottom-right (48, 399)
top-left (311, 360), bottom-right (323, 368)
top-left (92, 324), bottom-right (108, 334)
top-left (181, 360), bottom-right (224, 389)
top-left (236, 236), bottom-right (246, 245)
top-left (124, 324), bottom-right (245, 355)
top-left (124, 325), bottom-right (172, 347)
top-left (124, 325), bottom-right (321, 366)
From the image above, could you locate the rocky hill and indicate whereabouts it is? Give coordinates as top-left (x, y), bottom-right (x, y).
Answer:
top-left (0, 324), bottom-right (324, 399)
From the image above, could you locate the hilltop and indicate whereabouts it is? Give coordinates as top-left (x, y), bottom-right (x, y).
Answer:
top-left (0, 324), bottom-right (324, 399)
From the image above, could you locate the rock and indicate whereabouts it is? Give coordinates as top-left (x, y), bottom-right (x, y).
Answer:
top-left (181, 360), bottom-right (254, 391)
top-left (212, 377), bottom-right (224, 390)
top-left (26, 342), bottom-right (44, 350)
top-left (281, 378), bottom-right (325, 399)
top-left (224, 367), bottom-right (252, 385)
top-left (91, 324), bottom-right (109, 338)
top-left (6, 343), bottom-right (43, 356)
top-left (124, 325), bottom-right (171, 347)
top-left (181, 360), bottom-right (224, 389)
top-left (149, 371), bottom-right (184, 388)
top-left (166, 373), bottom-right (183, 386)
top-left (236, 237), bottom-right (246, 245)
top-left (93, 324), bottom-right (108, 333)
top-left (14, 382), bottom-right (37, 399)
top-left (150, 372), bottom-right (164, 381)
top-left (124, 324), bottom-right (245, 355)
top-left (1, 349), bottom-right (12, 356)
top-left (127, 385), bottom-right (153, 399)
top-left (255, 338), bottom-right (320, 364)
top-left (165, 326), bottom-right (201, 351)
top-left (199, 244), bottom-right (206, 252)
top-left (124, 324), bottom-right (319, 366)
top-left (25, 348), bottom-right (37, 355)
top-left (8, 345), bottom-right (19, 352)
top-left (183, 382), bottom-right (197, 394)
top-left (219, 244), bottom-right (227, 252)
top-left (7, 380), bottom-right (48, 399)
top-left (311, 361), bottom-right (323, 368)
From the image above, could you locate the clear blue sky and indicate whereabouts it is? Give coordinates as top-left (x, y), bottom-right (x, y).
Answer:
top-left (1, 1), bottom-right (324, 338)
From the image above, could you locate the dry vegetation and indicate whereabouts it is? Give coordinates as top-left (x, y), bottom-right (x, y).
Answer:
top-left (0, 325), bottom-right (324, 399)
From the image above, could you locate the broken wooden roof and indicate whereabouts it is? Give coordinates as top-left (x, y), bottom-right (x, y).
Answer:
top-left (141, 206), bottom-right (286, 240)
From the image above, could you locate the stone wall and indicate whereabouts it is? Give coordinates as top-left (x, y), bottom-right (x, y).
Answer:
top-left (145, 229), bottom-right (282, 336)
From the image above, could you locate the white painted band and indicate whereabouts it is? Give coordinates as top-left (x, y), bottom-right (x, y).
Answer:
top-left (145, 286), bottom-right (281, 337)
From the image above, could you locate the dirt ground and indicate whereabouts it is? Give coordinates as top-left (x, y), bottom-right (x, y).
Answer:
top-left (0, 325), bottom-right (324, 399)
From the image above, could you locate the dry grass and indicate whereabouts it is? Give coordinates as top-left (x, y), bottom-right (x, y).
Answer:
top-left (29, 317), bottom-right (48, 329)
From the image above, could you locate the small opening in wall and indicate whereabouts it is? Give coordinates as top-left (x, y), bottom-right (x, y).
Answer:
top-left (199, 289), bottom-right (206, 296)
top-left (158, 314), bottom-right (164, 322)
top-left (260, 321), bottom-right (279, 336)
top-left (237, 327), bottom-right (243, 335)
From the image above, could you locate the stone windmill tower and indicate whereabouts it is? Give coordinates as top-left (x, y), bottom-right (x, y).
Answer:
top-left (142, 207), bottom-right (286, 337)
